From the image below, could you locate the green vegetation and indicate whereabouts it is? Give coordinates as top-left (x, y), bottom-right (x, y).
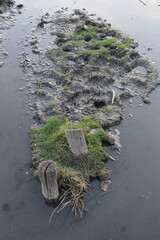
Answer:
top-left (82, 49), bottom-right (107, 55)
top-left (46, 49), bottom-right (55, 55)
top-left (73, 26), bottom-right (98, 40)
top-left (48, 102), bottom-right (58, 110)
top-left (47, 103), bottom-right (61, 114)
top-left (116, 37), bottom-right (133, 55)
top-left (117, 44), bottom-right (127, 51)
top-left (67, 40), bottom-right (85, 47)
top-left (0, 7), bottom-right (4, 14)
top-left (103, 67), bottom-right (111, 74)
top-left (63, 85), bottom-right (71, 91)
top-left (117, 44), bottom-right (128, 55)
top-left (58, 56), bottom-right (66, 61)
top-left (31, 116), bottom-right (110, 211)
top-left (92, 38), bottom-right (118, 47)
top-left (102, 105), bottom-right (114, 114)
top-left (46, 48), bottom-right (66, 59)
top-left (122, 37), bottom-right (133, 47)
top-left (78, 20), bottom-right (84, 24)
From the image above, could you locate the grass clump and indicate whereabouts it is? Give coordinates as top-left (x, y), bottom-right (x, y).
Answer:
top-left (78, 20), bottom-right (84, 24)
top-left (117, 44), bottom-right (128, 55)
top-left (46, 48), bottom-right (66, 59)
top-left (117, 44), bottom-right (127, 51)
top-left (31, 116), bottom-right (109, 215)
top-left (46, 49), bottom-right (55, 55)
top-left (0, 7), bottom-right (4, 14)
top-left (82, 49), bottom-right (107, 55)
top-left (73, 26), bottom-right (98, 40)
top-left (122, 37), bottom-right (134, 47)
top-left (92, 38), bottom-right (118, 47)
top-left (103, 67), bottom-right (111, 74)
top-left (102, 105), bottom-right (114, 114)
top-left (63, 85), bottom-right (71, 91)
top-left (67, 40), bottom-right (85, 47)
top-left (47, 103), bottom-right (61, 114)
top-left (30, 116), bottom-right (108, 171)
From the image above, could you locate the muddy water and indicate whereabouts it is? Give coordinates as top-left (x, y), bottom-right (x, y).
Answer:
top-left (1, 0), bottom-right (160, 239)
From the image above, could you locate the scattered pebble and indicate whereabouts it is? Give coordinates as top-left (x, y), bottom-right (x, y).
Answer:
top-left (0, 62), bottom-right (4, 67)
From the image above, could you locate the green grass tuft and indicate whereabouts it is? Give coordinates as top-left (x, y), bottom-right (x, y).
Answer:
top-left (102, 106), bottom-right (114, 114)
top-left (74, 26), bottom-right (98, 40)
top-left (67, 40), bottom-right (85, 47)
top-left (0, 7), bottom-right (4, 14)
top-left (78, 20), bottom-right (84, 24)
top-left (122, 37), bottom-right (133, 47)
top-left (30, 116), bottom-right (109, 185)
top-left (30, 117), bottom-right (110, 211)
top-left (63, 85), bottom-right (71, 91)
top-left (92, 38), bottom-right (118, 47)
top-left (82, 49), bottom-right (108, 55)
top-left (103, 67), bottom-right (111, 74)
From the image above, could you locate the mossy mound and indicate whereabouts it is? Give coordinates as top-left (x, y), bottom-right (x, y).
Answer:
top-left (26, 9), bottom-right (160, 217)
top-left (31, 116), bottom-right (110, 213)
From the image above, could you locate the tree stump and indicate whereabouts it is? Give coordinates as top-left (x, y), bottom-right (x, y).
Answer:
top-left (65, 129), bottom-right (88, 156)
top-left (38, 160), bottom-right (59, 202)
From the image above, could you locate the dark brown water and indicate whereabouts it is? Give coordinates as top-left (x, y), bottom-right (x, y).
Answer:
top-left (1, 0), bottom-right (160, 239)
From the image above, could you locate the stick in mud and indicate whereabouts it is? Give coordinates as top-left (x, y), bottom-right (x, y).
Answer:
top-left (138, 0), bottom-right (147, 6)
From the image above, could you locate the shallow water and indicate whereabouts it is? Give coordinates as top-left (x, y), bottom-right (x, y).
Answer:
top-left (1, 0), bottom-right (160, 239)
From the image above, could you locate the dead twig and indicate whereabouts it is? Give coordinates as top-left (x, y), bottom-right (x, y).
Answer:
top-left (138, 0), bottom-right (146, 6)
top-left (49, 191), bottom-right (68, 223)
top-left (57, 200), bottom-right (71, 213)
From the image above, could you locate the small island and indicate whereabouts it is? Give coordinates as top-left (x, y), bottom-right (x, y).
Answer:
top-left (27, 9), bottom-right (160, 217)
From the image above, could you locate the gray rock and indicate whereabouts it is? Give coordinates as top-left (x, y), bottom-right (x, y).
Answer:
top-left (16, 4), bottom-right (23, 8)
top-left (62, 43), bottom-right (74, 52)
top-left (32, 47), bottom-right (40, 54)
top-left (0, 62), bottom-right (4, 67)
top-left (74, 9), bottom-right (86, 16)
top-left (142, 95), bottom-right (152, 104)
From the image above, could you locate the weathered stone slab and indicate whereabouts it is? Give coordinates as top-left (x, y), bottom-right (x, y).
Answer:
top-left (38, 160), bottom-right (59, 201)
top-left (65, 128), bottom-right (88, 156)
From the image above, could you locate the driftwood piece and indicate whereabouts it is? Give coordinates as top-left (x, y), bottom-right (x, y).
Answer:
top-left (38, 160), bottom-right (59, 201)
top-left (65, 129), bottom-right (88, 156)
